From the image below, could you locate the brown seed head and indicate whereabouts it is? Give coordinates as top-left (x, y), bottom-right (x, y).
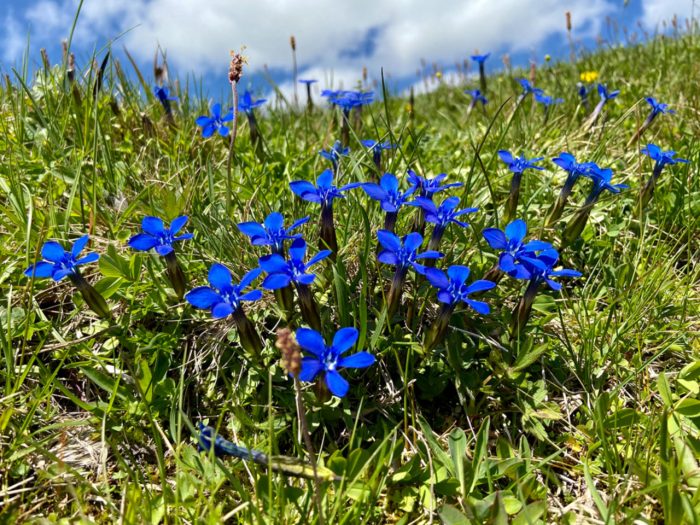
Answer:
top-left (229, 49), bottom-right (247, 84)
top-left (276, 328), bottom-right (301, 377)
top-left (290, 35), bottom-right (296, 51)
top-left (566, 11), bottom-right (572, 32)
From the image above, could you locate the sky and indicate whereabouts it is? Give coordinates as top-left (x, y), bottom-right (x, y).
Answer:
top-left (0, 0), bottom-right (696, 102)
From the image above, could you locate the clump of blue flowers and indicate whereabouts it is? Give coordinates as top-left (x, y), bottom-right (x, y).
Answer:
top-left (24, 235), bottom-right (111, 319)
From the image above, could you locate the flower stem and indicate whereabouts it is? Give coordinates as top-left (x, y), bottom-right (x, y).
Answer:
top-left (319, 204), bottom-right (337, 260)
top-left (226, 80), bottom-right (240, 215)
top-left (295, 283), bottom-right (322, 332)
top-left (164, 252), bottom-right (187, 300)
top-left (639, 163), bottom-right (663, 210)
top-left (232, 307), bottom-right (263, 357)
top-left (69, 272), bottom-right (112, 320)
top-left (386, 267), bottom-right (408, 320)
top-left (544, 175), bottom-right (576, 227)
top-left (510, 279), bottom-right (540, 338)
top-left (503, 172), bottom-right (522, 224)
top-left (479, 63), bottom-right (487, 93)
top-left (562, 200), bottom-right (595, 247)
top-left (424, 303), bottom-right (455, 352)
top-left (274, 285), bottom-right (295, 325)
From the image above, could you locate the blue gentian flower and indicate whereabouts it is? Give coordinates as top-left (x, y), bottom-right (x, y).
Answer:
top-left (24, 235), bottom-right (110, 319)
top-left (535, 92), bottom-right (563, 106)
top-left (563, 165), bottom-right (628, 245)
top-left (597, 84), bottom-right (620, 102)
top-left (363, 173), bottom-right (415, 213)
top-left (518, 249), bottom-right (582, 290)
top-left (198, 423), bottom-right (267, 462)
top-left (511, 248), bottom-right (582, 336)
top-left (645, 97), bottom-right (674, 118)
top-left (259, 238), bottom-right (330, 290)
top-left (470, 53), bottom-right (490, 64)
top-left (326, 90), bottom-right (375, 112)
top-left (238, 91), bottom-right (267, 114)
top-left (465, 89), bottom-right (488, 108)
top-left (517, 78), bottom-right (543, 98)
top-left (498, 150), bottom-right (544, 174)
top-left (639, 143), bottom-right (689, 208)
top-left (186, 264), bottom-right (262, 318)
top-left (426, 265), bottom-right (495, 314)
top-left (406, 170), bottom-right (463, 199)
top-left (299, 79), bottom-right (318, 86)
top-left (128, 216), bottom-right (193, 256)
top-left (499, 151), bottom-right (544, 222)
top-left (585, 165), bottom-right (628, 201)
top-left (377, 230), bottom-right (442, 276)
top-left (482, 219), bottom-right (552, 279)
top-left (296, 327), bottom-right (375, 398)
top-left (24, 235), bottom-right (99, 281)
top-left (154, 86), bottom-right (177, 115)
top-left (641, 144), bottom-right (688, 169)
top-left (290, 169), bottom-right (361, 257)
top-left (237, 212), bottom-right (309, 254)
top-left (290, 169), bottom-right (360, 207)
top-left (186, 263), bottom-right (264, 354)
top-left (299, 79), bottom-right (318, 110)
top-left (409, 196), bottom-right (478, 252)
top-left (423, 264), bottom-right (495, 350)
top-left (545, 152), bottom-right (598, 226)
top-left (195, 103), bottom-right (234, 138)
top-left (361, 139), bottom-right (395, 171)
top-left (319, 140), bottom-right (350, 170)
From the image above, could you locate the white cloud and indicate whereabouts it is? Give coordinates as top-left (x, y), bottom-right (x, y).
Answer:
top-left (2, 11), bottom-right (27, 64)
top-left (4, 0), bottom-right (616, 79)
top-left (641, 0), bottom-right (696, 29)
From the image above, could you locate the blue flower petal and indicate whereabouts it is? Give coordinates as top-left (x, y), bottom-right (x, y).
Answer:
top-left (41, 241), bottom-right (67, 262)
top-left (325, 370), bottom-right (349, 397)
top-left (505, 219), bottom-right (527, 243)
top-left (332, 327), bottom-right (358, 354)
top-left (447, 265), bottom-right (470, 284)
top-left (24, 261), bottom-right (55, 279)
top-left (239, 290), bottom-right (263, 302)
top-left (238, 221), bottom-right (267, 239)
top-left (142, 216), bottom-right (166, 236)
top-left (306, 250), bottom-right (331, 269)
top-left (155, 245), bottom-right (174, 256)
top-left (212, 302), bottom-right (235, 318)
top-left (338, 351), bottom-right (375, 368)
top-left (75, 253), bottom-right (99, 266)
top-left (170, 216), bottom-right (189, 235)
top-left (465, 298), bottom-right (490, 315)
top-left (298, 357), bottom-right (323, 381)
top-left (259, 254), bottom-right (288, 273)
top-left (482, 228), bottom-right (507, 250)
top-left (239, 267), bottom-right (263, 289)
top-left (426, 268), bottom-right (449, 289)
top-left (186, 287), bottom-right (222, 309)
top-left (71, 235), bottom-right (90, 258)
top-left (296, 328), bottom-right (326, 356)
top-left (262, 273), bottom-right (292, 290)
top-left (377, 250), bottom-right (399, 265)
top-left (129, 233), bottom-right (158, 251)
top-left (264, 212), bottom-right (284, 232)
top-left (208, 263), bottom-right (233, 290)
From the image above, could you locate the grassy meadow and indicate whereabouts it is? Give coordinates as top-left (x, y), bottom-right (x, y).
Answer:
top-left (1, 20), bottom-right (699, 524)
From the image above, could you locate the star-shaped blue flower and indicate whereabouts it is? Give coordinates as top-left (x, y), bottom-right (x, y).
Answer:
top-left (238, 91), bottom-right (267, 114)
top-left (376, 230), bottom-right (443, 275)
top-left (470, 53), bottom-right (490, 64)
top-left (296, 327), bottom-right (376, 398)
top-left (154, 86), bottom-right (177, 104)
top-left (24, 235), bottom-right (99, 281)
top-left (518, 78), bottom-right (543, 97)
top-left (185, 264), bottom-right (262, 318)
top-left (645, 97), bottom-right (674, 117)
top-left (290, 169), bottom-right (361, 208)
top-left (319, 140), bottom-right (350, 166)
top-left (128, 216), bottom-right (193, 256)
top-left (195, 103), bottom-right (234, 138)
top-left (237, 212), bottom-right (309, 254)
top-left (409, 196), bottom-right (478, 231)
top-left (482, 219), bottom-right (552, 279)
top-left (597, 83), bottom-right (620, 103)
top-left (465, 89), bottom-right (488, 106)
top-left (259, 238), bottom-right (330, 289)
top-left (518, 249), bottom-right (582, 290)
top-left (363, 173), bottom-right (416, 213)
top-left (498, 150), bottom-right (544, 174)
top-left (641, 143), bottom-right (688, 169)
top-left (425, 265), bottom-right (495, 314)
top-left (406, 170), bottom-right (462, 199)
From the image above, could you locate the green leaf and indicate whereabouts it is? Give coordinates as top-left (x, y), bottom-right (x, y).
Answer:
top-left (448, 427), bottom-right (468, 497)
top-left (438, 504), bottom-right (470, 525)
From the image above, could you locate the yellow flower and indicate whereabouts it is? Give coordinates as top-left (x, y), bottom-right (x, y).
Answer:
top-left (435, 71), bottom-right (443, 79)
top-left (580, 70), bottom-right (599, 83)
